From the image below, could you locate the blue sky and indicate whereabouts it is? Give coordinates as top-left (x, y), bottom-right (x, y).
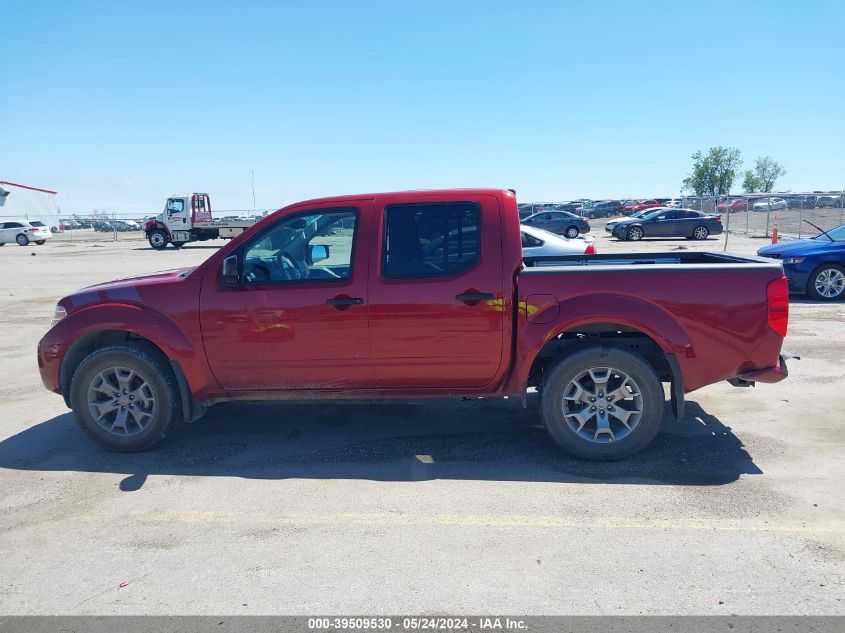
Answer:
top-left (2, 0), bottom-right (843, 214)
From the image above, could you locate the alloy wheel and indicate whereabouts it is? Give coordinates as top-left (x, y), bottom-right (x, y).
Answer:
top-left (561, 367), bottom-right (644, 443)
top-left (87, 366), bottom-right (157, 436)
top-left (815, 268), bottom-right (845, 299)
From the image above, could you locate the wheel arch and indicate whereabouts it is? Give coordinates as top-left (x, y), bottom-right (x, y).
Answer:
top-left (55, 305), bottom-right (208, 419)
top-left (145, 221), bottom-right (170, 238)
top-left (519, 301), bottom-right (693, 417)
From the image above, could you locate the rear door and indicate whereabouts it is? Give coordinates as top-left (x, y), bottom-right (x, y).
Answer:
top-left (368, 194), bottom-right (505, 388)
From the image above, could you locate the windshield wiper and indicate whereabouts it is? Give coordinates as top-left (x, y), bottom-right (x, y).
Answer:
top-left (803, 219), bottom-right (834, 242)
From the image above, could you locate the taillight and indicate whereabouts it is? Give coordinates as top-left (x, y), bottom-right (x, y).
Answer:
top-left (584, 244), bottom-right (596, 255)
top-left (715, 215), bottom-right (722, 222)
top-left (767, 276), bottom-right (789, 337)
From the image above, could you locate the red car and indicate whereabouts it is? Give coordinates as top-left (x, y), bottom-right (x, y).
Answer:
top-left (622, 199), bottom-right (662, 215)
top-left (632, 199), bottom-right (662, 213)
top-left (716, 199), bottom-right (749, 213)
top-left (38, 189), bottom-right (791, 460)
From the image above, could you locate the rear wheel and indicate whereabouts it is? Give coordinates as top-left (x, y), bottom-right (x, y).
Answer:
top-left (35, 240), bottom-right (46, 245)
top-left (148, 229), bottom-right (168, 250)
top-left (565, 226), bottom-right (579, 239)
top-left (69, 342), bottom-right (181, 451)
top-left (807, 264), bottom-right (845, 301)
top-left (540, 347), bottom-right (665, 460)
top-left (626, 226), bottom-right (644, 241)
top-left (16, 234), bottom-right (29, 246)
top-left (692, 225), bottom-right (709, 240)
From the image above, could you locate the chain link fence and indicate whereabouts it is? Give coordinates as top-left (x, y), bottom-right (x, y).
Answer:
top-left (518, 192), bottom-right (845, 241)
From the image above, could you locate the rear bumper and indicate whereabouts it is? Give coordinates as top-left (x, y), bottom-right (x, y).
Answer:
top-left (736, 353), bottom-right (793, 384)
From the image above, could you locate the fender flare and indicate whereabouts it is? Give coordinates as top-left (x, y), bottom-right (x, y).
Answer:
top-left (515, 293), bottom-right (693, 417)
top-left (52, 302), bottom-right (214, 407)
top-left (144, 221), bottom-right (170, 238)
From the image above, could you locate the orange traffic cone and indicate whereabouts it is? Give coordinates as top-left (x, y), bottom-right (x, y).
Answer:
top-left (771, 214), bottom-right (779, 244)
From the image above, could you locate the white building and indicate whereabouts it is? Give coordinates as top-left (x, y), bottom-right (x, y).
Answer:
top-left (0, 180), bottom-right (60, 229)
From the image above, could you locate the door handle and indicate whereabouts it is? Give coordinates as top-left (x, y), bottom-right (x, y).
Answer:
top-left (455, 292), bottom-right (494, 302)
top-left (326, 296), bottom-right (363, 306)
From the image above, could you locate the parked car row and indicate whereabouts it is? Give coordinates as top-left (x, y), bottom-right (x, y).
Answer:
top-left (92, 219), bottom-right (141, 232)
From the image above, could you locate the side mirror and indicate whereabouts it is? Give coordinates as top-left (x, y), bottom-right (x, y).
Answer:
top-left (309, 244), bottom-right (330, 263)
top-left (221, 255), bottom-right (239, 286)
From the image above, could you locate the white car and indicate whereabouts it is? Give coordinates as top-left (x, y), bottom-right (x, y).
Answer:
top-left (605, 209), bottom-right (655, 232)
top-left (521, 224), bottom-right (595, 257)
top-left (665, 199), bottom-right (684, 208)
top-left (752, 197), bottom-right (788, 212)
top-left (0, 220), bottom-right (52, 246)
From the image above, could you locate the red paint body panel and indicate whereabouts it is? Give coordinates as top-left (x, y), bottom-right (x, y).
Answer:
top-left (37, 188), bottom-right (787, 408)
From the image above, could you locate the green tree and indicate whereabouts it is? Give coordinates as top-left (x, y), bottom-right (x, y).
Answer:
top-left (745, 155), bottom-right (786, 192)
top-left (742, 170), bottom-right (761, 193)
top-left (682, 146), bottom-right (743, 196)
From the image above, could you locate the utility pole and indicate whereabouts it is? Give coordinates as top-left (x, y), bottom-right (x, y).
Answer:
top-left (251, 170), bottom-right (256, 214)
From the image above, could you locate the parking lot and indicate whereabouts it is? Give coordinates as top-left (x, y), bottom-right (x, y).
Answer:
top-left (1, 222), bottom-right (843, 615)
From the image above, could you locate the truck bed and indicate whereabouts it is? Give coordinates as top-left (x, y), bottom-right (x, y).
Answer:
top-left (523, 251), bottom-right (783, 271)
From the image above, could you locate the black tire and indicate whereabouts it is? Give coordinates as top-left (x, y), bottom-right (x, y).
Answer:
top-left (69, 342), bottom-right (181, 451)
top-left (626, 226), bottom-right (644, 241)
top-left (35, 240), bottom-right (46, 245)
top-left (539, 347), bottom-right (664, 460)
top-left (16, 233), bottom-right (29, 246)
top-left (692, 225), bottom-right (709, 240)
top-left (565, 226), bottom-right (579, 239)
top-left (148, 229), bottom-right (168, 250)
top-left (807, 264), bottom-right (845, 302)
top-left (171, 242), bottom-right (185, 249)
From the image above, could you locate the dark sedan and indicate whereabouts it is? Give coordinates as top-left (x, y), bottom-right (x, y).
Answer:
top-left (521, 210), bottom-right (590, 238)
top-left (581, 200), bottom-right (623, 218)
top-left (758, 223), bottom-right (845, 301)
top-left (610, 208), bottom-right (723, 241)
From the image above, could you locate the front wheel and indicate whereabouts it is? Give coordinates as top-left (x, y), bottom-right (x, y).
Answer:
top-left (565, 226), bottom-right (579, 239)
top-left (692, 225), bottom-right (709, 240)
top-left (808, 264), bottom-right (845, 301)
top-left (16, 234), bottom-right (29, 246)
top-left (626, 226), bottom-right (644, 241)
top-left (540, 347), bottom-right (664, 460)
top-left (148, 229), bottom-right (168, 250)
top-left (69, 342), bottom-right (181, 451)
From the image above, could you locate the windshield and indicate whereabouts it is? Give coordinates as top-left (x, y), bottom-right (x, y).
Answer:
top-left (813, 224), bottom-right (845, 241)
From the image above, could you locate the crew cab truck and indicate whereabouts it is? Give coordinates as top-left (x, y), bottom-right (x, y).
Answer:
top-left (39, 189), bottom-right (791, 460)
top-left (143, 193), bottom-right (256, 250)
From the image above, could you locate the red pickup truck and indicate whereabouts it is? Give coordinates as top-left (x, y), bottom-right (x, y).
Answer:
top-left (38, 189), bottom-right (791, 460)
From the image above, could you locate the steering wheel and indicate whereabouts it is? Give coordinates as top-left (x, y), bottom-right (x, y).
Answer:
top-left (275, 250), bottom-right (309, 280)
top-left (244, 260), bottom-right (273, 283)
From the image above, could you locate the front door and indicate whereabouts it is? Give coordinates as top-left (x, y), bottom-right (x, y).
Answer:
top-left (164, 197), bottom-right (189, 231)
top-left (367, 194), bottom-right (505, 388)
top-left (200, 202), bottom-right (373, 391)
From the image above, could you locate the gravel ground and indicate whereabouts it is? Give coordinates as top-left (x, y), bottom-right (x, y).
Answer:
top-left (0, 224), bottom-right (843, 615)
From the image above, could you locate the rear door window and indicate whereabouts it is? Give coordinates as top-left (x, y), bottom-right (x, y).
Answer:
top-left (383, 201), bottom-right (480, 278)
